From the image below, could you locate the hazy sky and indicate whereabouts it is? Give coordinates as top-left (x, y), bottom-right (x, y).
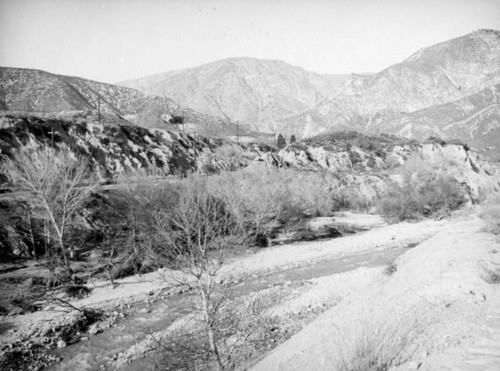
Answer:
top-left (1, 0), bottom-right (499, 83)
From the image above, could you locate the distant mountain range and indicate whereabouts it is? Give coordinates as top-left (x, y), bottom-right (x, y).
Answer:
top-left (276, 29), bottom-right (500, 137)
top-left (119, 29), bottom-right (500, 152)
top-left (1, 29), bottom-right (499, 153)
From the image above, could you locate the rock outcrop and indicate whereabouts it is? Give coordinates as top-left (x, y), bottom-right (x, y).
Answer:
top-left (0, 114), bottom-right (219, 179)
top-left (264, 132), bottom-right (500, 203)
top-left (0, 113), bottom-right (276, 181)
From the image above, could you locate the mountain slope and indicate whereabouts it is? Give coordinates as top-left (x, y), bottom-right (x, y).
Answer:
top-left (360, 28), bottom-right (500, 113)
top-left (119, 57), bottom-right (349, 124)
top-left (378, 83), bottom-right (500, 147)
top-left (3, 30), bottom-right (499, 149)
top-left (267, 29), bottom-right (500, 143)
top-left (118, 30), bottom-right (500, 151)
top-left (0, 67), bottom-right (240, 136)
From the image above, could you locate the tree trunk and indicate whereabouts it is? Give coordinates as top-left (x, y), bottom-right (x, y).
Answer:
top-left (26, 206), bottom-right (37, 260)
top-left (201, 288), bottom-right (223, 370)
top-left (56, 232), bottom-right (73, 277)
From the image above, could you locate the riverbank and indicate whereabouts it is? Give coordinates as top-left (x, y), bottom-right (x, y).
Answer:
top-left (0, 210), bottom-right (486, 370)
top-left (251, 209), bottom-right (500, 370)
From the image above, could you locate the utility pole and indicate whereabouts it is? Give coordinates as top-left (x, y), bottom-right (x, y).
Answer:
top-left (97, 95), bottom-right (101, 123)
top-left (51, 127), bottom-right (54, 148)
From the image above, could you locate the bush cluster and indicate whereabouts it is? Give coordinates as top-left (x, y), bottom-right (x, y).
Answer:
top-left (480, 201), bottom-right (500, 235)
top-left (207, 166), bottom-right (373, 244)
top-left (2, 147), bottom-right (471, 278)
top-left (378, 171), bottom-right (466, 221)
top-left (80, 166), bottom-right (377, 274)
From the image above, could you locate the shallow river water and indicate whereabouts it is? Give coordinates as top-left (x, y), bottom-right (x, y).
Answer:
top-left (45, 241), bottom-right (413, 371)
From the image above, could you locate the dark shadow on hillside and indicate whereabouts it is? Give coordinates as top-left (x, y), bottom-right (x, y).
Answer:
top-left (0, 321), bottom-right (14, 336)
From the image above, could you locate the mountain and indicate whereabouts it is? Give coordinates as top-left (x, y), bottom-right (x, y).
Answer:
top-left (377, 83), bottom-right (500, 148)
top-left (118, 30), bottom-right (500, 152)
top-left (3, 30), bottom-right (499, 150)
top-left (119, 57), bottom-right (349, 124)
top-left (0, 67), bottom-right (247, 137)
top-left (269, 29), bottom-right (500, 143)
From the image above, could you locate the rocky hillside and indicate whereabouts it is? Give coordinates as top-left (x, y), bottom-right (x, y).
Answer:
top-left (0, 113), bottom-right (271, 180)
top-left (271, 30), bottom-right (500, 143)
top-left (0, 67), bottom-right (248, 137)
top-left (1, 114), bottom-right (498, 203)
top-left (264, 131), bottom-right (500, 203)
top-left (119, 57), bottom-right (349, 124)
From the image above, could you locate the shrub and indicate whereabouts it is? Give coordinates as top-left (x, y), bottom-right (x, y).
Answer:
top-left (63, 285), bottom-right (92, 298)
top-left (277, 133), bottom-right (287, 149)
top-left (482, 266), bottom-right (500, 284)
top-left (112, 175), bottom-right (180, 271)
top-left (480, 202), bottom-right (500, 235)
top-left (199, 143), bottom-right (253, 173)
top-left (1, 147), bottom-right (99, 274)
top-left (89, 165), bottom-right (378, 280)
top-left (204, 166), bottom-right (378, 244)
top-left (384, 261), bottom-right (398, 276)
top-left (332, 313), bottom-right (420, 371)
top-left (378, 171), bottom-right (466, 221)
top-left (214, 143), bottom-right (245, 161)
top-left (169, 115), bottom-right (184, 125)
top-left (161, 174), bottom-right (237, 260)
top-left (207, 166), bottom-right (297, 244)
top-left (206, 167), bottom-right (363, 244)
top-left (153, 175), bottom-right (241, 370)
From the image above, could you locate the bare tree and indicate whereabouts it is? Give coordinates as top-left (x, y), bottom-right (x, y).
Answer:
top-left (153, 175), bottom-right (236, 370)
top-left (2, 147), bottom-right (99, 275)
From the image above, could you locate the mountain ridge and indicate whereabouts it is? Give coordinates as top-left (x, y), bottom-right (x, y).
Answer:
top-left (2, 29), bottom-right (500, 152)
top-left (262, 29), bottom-right (500, 152)
top-left (0, 66), bottom-right (248, 137)
top-left (119, 57), bottom-right (350, 124)
top-left (118, 29), bottom-right (500, 151)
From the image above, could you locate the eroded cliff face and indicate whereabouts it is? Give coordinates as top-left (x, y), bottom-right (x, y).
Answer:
top-left (418, 143), bottom-right (499, 203)
top-left (261, 132), bottom-right (500, 203)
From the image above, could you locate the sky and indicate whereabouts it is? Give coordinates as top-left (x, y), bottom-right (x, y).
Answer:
top-left (1, 0), bottom-right (499, 83)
